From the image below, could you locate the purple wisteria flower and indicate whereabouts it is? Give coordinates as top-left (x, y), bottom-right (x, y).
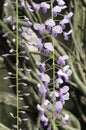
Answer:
top-left (57, 0), bottom-right (65, 6)
top-left (36, 61), bottom-right (46, 72)
top-left (62, 114), bottom-right (69, 125)
top-left (36, 70), bottom-right (50, 84)
top-left (60, 92), bottom-right (70, 105)
top-left (49, 91), bottom-right (59, 101)
top-left (59, 86), bottom-right (69, 105)
top-left (60, 18), bottom-right (69, 29)
top-left (60, 86), bottom-right (69, 94)
top-left (4, 2), bottom-right (9, 7)
top-left (43, 99), bottom-right (52, 110)
top-left (40, 2), bottom-right (50, 13)
top-left (32, 2), bottom-right (40, 12)
top-left (21, 0), bottom-right (25, 7)
top-left (25, 1), bottom-right (34, 12)
top-left (41, 115), bottom-right (48, 126)
top-left (55, 101), bottom-right (63, 114)
top-left (44, 42), bottom-right (54, 55)
top-left (24, 16), bottom-right (32, 26)
top-left (33, 23), bottom-right (45, 35)
top-left (64, 12), bottom-right (73, 20)
top-left (52, 25), bottom-right (63, 37)
top-left (40, 73), bottom-right (50, 87)
top-left (57, 65), bottom-right (72, 82)
top-left (63, 30), bottom-right (72, 40)
top-left (45, 19), bottom-right (56, 31)
top-left (52, 5), bottom-right (67, 17)
top-left (37, 104), bottom-right (44, 115)
top-left (57, 55), bottom-right (69, 66)
top-left (38, 83), bottom-right (47, 97)
top-left (35, 37), bottom-right (43, 51)
top-left (55, 78), bottom-right (63, 88)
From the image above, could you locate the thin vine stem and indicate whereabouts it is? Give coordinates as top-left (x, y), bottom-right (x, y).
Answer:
top-left (51, 1), bottom-right (56, 130)
top-left (16, 0), bottom-right (19, 129)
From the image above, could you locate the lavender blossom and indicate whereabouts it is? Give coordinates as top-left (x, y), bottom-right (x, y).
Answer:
top-left (60, 92), bottom-right (70, 105)
top-left (43, 99), bottom-right (52, 110)
top-left (33, 23), bottom-right (45, 35)
top-left (56, 78), bottom-right (63, 88)
top-left (35, 37), bottom-right (43, 51)
top-left (64, 12), bottom-right (73, 20)
top-left (57, 65), bottom-right (72, 82)
top-left (37, 104), bottom-right (44, 115)
top-left (57, 0), bottom-right (65, 6)
top-left (4, 2), bottom-right (9, 7)
top-left (41, 115), bottom-right (48, 126)
top-left (60, 86), bottom-right (69, 94)
top-left (63, 30), bottom-right (72, 40)
top-left (57, 55), bottom-right (69, 66)
top-left (44, 42), bottom-right (54, 55)
top-left (62, 114), bottom-right (69, 125)
top-left (25, 2), bottom-right (34, 12)
top-left (32, 2), bottom-right (40, 12)
top-left (40, 2), bottom-right (50, 13)
top-left (49, 91), bottom-right (59, 101)
top-left (52, 25), bottom-right (63, 37)
top-left (38, 84), bottom-right (47, 97)
top-left (24, 16), bottom-right (32, 26)
top-left (36, 61), bottom-right (46, 72)
top-left (52, 5), bottom-right (67, 17)
top-left (60, 18), bottom-right (69, 29)
top-left (21, 0), bottom-right (25, 7)
top-left (45, 19), bottom-right (55, 31)
top-left (40, 73), bottom-right (50, 86)
top-left (55, 101), bottom-right (63, 114)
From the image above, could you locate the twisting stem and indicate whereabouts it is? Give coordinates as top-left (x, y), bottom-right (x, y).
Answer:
top-left (16, 0), bottom-right (19, 129)
top-left (51, 1), bottom-right (56, 130)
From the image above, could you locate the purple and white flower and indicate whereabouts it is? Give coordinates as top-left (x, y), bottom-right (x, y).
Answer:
top-left (57, 65), bottom-right (72, 82)
top-left (60, 18), bottom-right (69, 29)
top-left (56, 78), bottom-right (63, 88)
top-left (38, 84), bottom-right (47, 97)
top-left (52, 5), bottom-right (67, 17)
top-left (33, 23), bottom-right (45, 35)
top-left (36, 61), bottom-right (46, 72)
top-left (49, 91), bottom-right (59, 101)
top-left (32, 2), bottom-right (40, 12)
top-left (63, 30), bottom-right (72, 40)
top-left (25, 2), bottom-right (34, 12)
top-left (40, 2), bottom-right (50, 13)
top-left (57, 55), bottom-right (69, 66)
top-left (37, 104), bottom-right (44, 115)
top-left (41, 115), bottom-right (48, 126)
top-left (64, 12), bottom-right (73, 20)
top-left (35, 38), bottom-right (43, 51)
top-left (57, 0), bottom-right (65, 6)
top-left (45, 19), bottom-right (55, 31)
top-left (52, 25), bottom-right (63, 37)
top-left (62, 114), bottom-right (69, 125)
top-left (24, 16), bottom-right (32, 26)
top-left (55, 101), bottom-right (63, 114)
top-left (44, 42), bottom-right (54, 55)
top-left (60, 92), bottom-right (70, 105)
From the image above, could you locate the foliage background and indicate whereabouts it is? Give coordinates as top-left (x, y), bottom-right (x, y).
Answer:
top-left (0, 0), bottom-right (86, 130)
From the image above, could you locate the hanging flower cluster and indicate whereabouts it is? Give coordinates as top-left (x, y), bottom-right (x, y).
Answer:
top-left (2, 0), bottom-right (73, 129)
top-left (36, 55), bottom-right (72, 128)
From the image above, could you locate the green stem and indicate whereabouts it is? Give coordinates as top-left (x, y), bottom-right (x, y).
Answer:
top-left (16, 0), bottom-right (19, 129)
top-left (51, 1), bottom-right (56, 130)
